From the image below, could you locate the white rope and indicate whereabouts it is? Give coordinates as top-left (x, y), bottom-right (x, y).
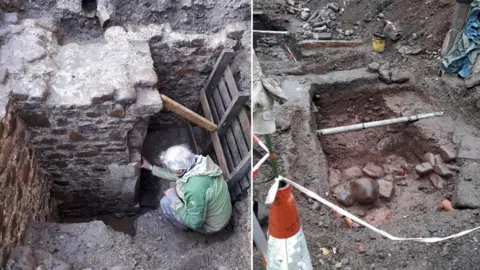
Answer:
top-left (266, 176), bottom-right (480, 243)
top-left (253, 153), bottom-right (270, 174)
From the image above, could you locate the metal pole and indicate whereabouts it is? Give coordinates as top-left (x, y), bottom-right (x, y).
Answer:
top-left (314, 112), bottom-right (444, 136)
top-left (265, 134), bottom-right (286, 188)
top-left (253, 214), bottom-right (268, 265)
top-left (264, 134), bottom-right (278, 178)
top-left (443, 0), bottom-right (472, 56)
top-left (253, 30), bottom-right (289, 35)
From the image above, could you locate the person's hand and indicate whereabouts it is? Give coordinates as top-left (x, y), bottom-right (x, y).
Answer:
top-left (164, 188), bottom-right (180, 203)
top-left (136, 156), bottom-right (152, 170)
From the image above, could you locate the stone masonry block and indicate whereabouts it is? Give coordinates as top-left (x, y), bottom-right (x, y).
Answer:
top-left (128, 67), bottom-right (158, 88)
top-left (27, 80), bottom-right (49, 102)
top-left (433, 164), bottom-right (454, 178)
top-left (453, 162), bottom-right (480, 209)
top-left (108, 104), bottom-right (125, 118)
top-left (108, 163), bottom-right (139, 179)
top-left (91, 86), bottom-right (115, 104)
top-left (0, 67), bottom-right (6, 84)
top-left (19, 111), bottom-right (50, 128)
top-left (439, 145), bottom-right (456, 162)
top-left (11, 84), bottom-right (28, 101)
top-left (225, 22), bottom-right (246, 40)
top-left (415, 162), bottom-right (433, 176)
top-left (127, 89), bottom-right (162, 116)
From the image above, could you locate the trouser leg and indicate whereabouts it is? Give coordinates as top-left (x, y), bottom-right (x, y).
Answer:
top-left (160, 194), bottom-right (189, 230)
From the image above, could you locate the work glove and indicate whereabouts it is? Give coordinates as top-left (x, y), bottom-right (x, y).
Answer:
top-left (252, 51), bottom-right (288, 135)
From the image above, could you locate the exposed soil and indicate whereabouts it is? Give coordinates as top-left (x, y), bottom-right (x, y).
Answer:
top-left (314, 86), bottom-right (453, 229)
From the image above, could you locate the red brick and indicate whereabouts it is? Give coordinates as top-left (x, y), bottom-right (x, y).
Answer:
top-left (69, 132), bottom-right (86, 142)
top-left (0, 121), bottom-right (4, 139)
top-left (5, 114), bottom-right (16, 136)
top-left (0, 138), bottom-right (13, 174)
top-left (19, 161), bottom-right (31, 185)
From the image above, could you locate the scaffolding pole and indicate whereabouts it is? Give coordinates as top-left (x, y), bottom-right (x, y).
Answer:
top-left (314, 112), bottom-right (444, 136)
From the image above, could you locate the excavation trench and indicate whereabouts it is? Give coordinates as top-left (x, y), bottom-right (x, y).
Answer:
top-left (312, 85), bottom-right (449, 226)
top-left (1, 1), bottom-right (251, 267)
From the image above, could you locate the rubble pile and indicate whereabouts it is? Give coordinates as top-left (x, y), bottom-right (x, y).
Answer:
top-left (285, 1), bottom-right (355, 41)
top-left (330, 145), bottom-right (458, 208)
top-left (415, 146), bottom-right (458, 190)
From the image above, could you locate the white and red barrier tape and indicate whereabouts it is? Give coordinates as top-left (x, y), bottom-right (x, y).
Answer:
top-left (266, 176), bottom-right (480, 243)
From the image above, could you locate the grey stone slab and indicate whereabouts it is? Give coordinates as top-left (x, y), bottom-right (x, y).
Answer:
top-left (453, 162), bottom-right (480, 209)
top-left (459, 135), bottom-right (480, 160)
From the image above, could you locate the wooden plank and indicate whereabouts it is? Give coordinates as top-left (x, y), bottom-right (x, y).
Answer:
top-left (216, 76), bottom-right (249, 162)
top-left (201, 49), bottom-right (234, 97)
top-left (218, 92), bottom-right (250, 136)
top-left (209, 87), bottom-right (236, 173)
top-left (217, 76), bottom-right (233, 103)
top-left (240, 176), bottom-right (250, 190)
top-left (185, 121), bottom-right (199, 154)
top-left (199, 91), bottom-right (228, 178)
top-left (220, 72), bottom-right (250, 160)
top-left (238, 109), bottom-right (251, 149)
top-left (224, 66), bottom-right (251, 148)
top-left (212, 87), bottom-right (239, 171)
top-left (161, 94), bottom-right (217, 132)
top-left (228, 155), bottom-right (251, 184)
top-left (298, 39), bottom-right (363, 49)
top-left (216, 78), bottom-right (244, 165)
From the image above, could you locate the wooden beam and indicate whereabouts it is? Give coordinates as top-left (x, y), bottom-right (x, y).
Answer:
top-left (161, 94), bottom-right (217, 132)
top-left (228, 154), bottom-right (251, 184)
top-left (218, 92), bottom-right (250, 136)
top-left (202, 49), bottom-right (234, 97)
top-left (298, 39), bottom-right (363, 49)
top-left (199, 91), bottom-right (229, 178)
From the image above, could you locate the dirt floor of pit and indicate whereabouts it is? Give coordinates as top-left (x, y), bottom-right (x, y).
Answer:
top-left (26, 121), bottom-right (250, 270)
top-left (313, 86), bottom-right (451, 228)
top-left (253, 0), bottom-right (480, 269)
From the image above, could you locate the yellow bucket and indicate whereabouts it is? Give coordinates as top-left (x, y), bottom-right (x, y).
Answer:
top-left (372, 32), bottom-right (386, 53)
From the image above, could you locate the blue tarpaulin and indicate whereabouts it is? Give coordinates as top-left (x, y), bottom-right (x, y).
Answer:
top-left (443, 1), bottom-right (480, 78)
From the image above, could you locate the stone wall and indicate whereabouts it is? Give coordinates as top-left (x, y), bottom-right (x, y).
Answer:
top-left (0, 15), bottom-right (245, 217)
top-left (0, 99), bottom-right (57, 265)
top-left (1, 20), bottom-right (163, 217)
top-left (148, 22), bottom-right (246, 129)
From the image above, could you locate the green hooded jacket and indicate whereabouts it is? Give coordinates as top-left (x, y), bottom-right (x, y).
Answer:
top-left (151, 155), bottom-right (232, 233)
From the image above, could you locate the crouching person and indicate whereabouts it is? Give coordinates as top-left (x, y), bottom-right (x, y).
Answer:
top-left (138, 145), bottom-right (232, 234)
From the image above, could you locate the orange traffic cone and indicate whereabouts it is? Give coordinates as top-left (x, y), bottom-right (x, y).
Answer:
top-left (267, 184), bottom-right (312, 269)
